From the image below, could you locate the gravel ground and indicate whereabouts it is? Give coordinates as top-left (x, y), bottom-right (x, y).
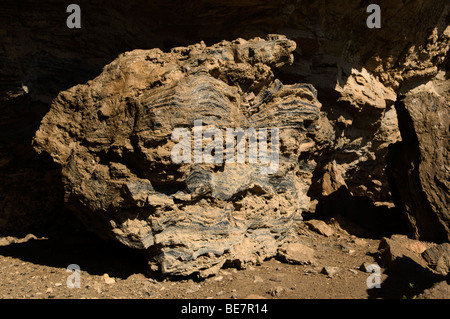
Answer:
top-left (0, 225), bottom-right (447, 300)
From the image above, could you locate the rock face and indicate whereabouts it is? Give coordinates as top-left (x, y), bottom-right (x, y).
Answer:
top-left (422, 243), bottom-right (450, 275)
top-left (1, 1), bottom-right (449, 274)
top-left (387, 90), bottom-right (450, 243)
top-left (376, 234), bottom-right (448, 296)
top-left (33, 35), bottom-right (334, 276)
top-left (378, 234), bottom-right (432, 270)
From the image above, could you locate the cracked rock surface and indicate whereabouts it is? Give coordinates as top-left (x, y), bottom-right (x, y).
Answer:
top-left (33, 35), bottom-right (335, 276)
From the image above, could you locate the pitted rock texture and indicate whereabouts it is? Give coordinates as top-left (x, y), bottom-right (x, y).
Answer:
top-left (387, 89), bottom-right (450, 243)
top-left (33, 35), bottom-right (335, 276)
top-left (2, 1), bottom-right (449, 238)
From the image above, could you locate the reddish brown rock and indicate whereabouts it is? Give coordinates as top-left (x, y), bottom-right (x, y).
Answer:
top-left (422, 243), bottom-right (450, 275)
top-left (320, 161), bottom-right (346, 197)
top-left (377, 234), bottom-right (433, 270)
top-left (386, 91), bottom-right (450, 242)
top-left (277, 242), bottom-right (317, 265)
top-left (304, 219), bottom-right (334, 237)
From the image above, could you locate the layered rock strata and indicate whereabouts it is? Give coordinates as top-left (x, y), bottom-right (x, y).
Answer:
top-left (34, 35), bottom-right (335, 276)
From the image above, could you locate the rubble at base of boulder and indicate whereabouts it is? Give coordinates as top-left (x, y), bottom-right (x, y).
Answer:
top-left (276, 242), bottom-right (317, 266)
top-left (377, 234), bottom-right (450, 278)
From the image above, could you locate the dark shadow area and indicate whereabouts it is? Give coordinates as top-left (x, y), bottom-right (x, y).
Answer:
top-left (385, 95), bottom-right (449, 243)
top-left (309, 186), bottom-right (406, 239)
top-left (0, 230), bottom-right (148, 279)
top-left (0, 96), bottom-right (78, 237)
top-left (368, 256), bottom-right (448, 299)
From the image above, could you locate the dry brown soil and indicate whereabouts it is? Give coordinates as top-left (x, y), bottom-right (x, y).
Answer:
top-left (0, 225), bottom-right (447, 300)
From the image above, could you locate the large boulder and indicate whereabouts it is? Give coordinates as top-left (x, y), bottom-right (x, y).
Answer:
top-left (386, 89), bottom-right (450, 243)
top-left (2, 1), bottom-right (449, 238)
top-left (0, 1), bottom-right (448, 279)
top-left (33, 35), bottom-right (335, 276)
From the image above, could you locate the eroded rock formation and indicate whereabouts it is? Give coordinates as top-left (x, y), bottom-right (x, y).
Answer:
top-left (0, 1), bottom-right (449, 275)
top-left (33, 35), bottom-right (336, 276)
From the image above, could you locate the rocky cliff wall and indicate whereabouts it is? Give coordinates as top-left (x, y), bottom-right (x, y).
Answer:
top-left (1, 1), bottom-right (448, 264)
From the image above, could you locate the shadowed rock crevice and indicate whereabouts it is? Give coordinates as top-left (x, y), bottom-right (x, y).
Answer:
top-left (0, 231), bottom-right (148, 279)
top-left (386, 93), bottom-right (450, 243)
top-left (312, 186), bottom-right (405, 239)
top-left (368, 235), bottom-right (449, 299)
